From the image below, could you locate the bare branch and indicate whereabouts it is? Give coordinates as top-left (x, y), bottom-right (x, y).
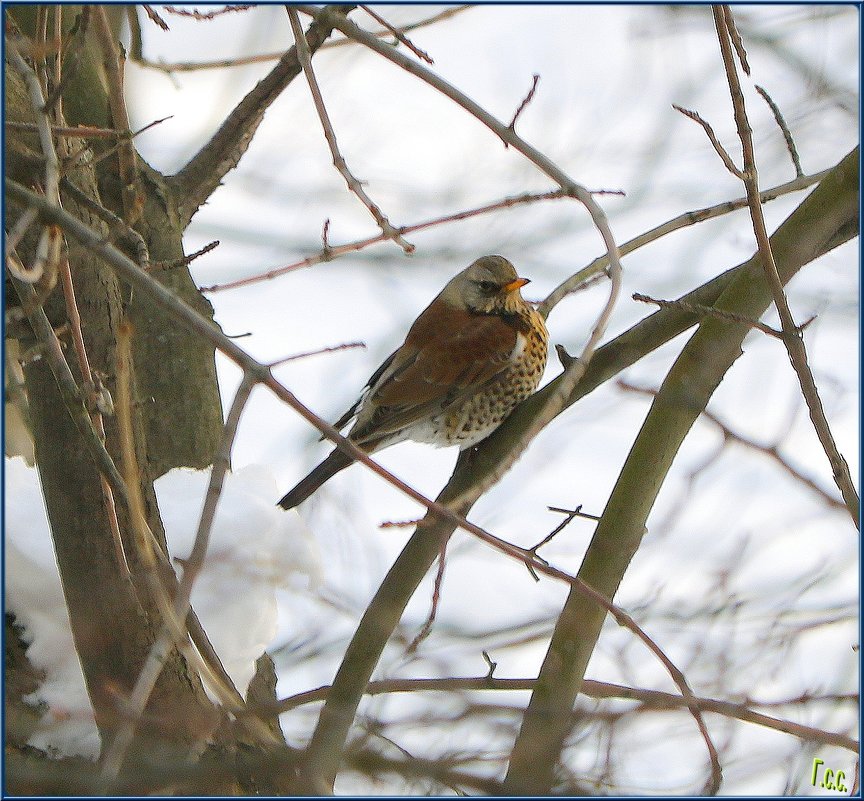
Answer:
top-left (632, 291), bottom-right (783, 338)
top-left (131, 6), bottom-right (471, 73)
top-left (714, 4), bottom-right (859, 527)
top-left (673, 102), bottom-right (744, 178)
top-left (141, 5), bottom-right (170, 31)
top-left (287, 8), bottom-right (414, 253)
top-left (755, 84), bottom-right (803, 177)
top-left (538, 168), bottom-right (830, 316)
top-left (7, 40), bottom-right (62, 283)
top-left (268, 340), bottom-right (365, 369)
top-left (406, 540), bottom-right (448, 654)
top-left (59, 176), bottom-right (150, 268)
top-left (162, 5), bottom-right (254, 21)
top-left (506, 73), bottom-right (540, 140)
top-left (360, 5), bottom-right (433, 64)
top-left (42, 6), bottom-right (90, 115)
top-left (92, 7), bottom-right (142, 223)
top-left (58, 258), bottom-right (128, 575)
top-left (204, 188), bottom-right (568, 293)
top-left (147, 239), bottom-right (219, 273)
top-left (274, 676), bottom-right (858, 752)
top-left (722, 4), bottom-right (751, 75)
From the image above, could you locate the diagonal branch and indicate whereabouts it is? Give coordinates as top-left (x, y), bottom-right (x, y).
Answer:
top-left (286, 8), bottom-right (413, 253)
top-left (169, 5), bottom-right (353, 229)
top-left (713, 4), bottom-right (858, 527)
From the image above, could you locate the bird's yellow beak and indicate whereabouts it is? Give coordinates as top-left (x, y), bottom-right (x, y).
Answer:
top-left (503, 277), bottom-right (530, 293)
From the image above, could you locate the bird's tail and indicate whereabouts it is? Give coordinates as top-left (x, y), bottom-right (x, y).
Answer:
top-left (277, 448), bottom-right (355, 510)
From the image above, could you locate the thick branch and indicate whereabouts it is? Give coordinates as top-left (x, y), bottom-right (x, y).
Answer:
top-left (502, 147), bottom-right (859, 795)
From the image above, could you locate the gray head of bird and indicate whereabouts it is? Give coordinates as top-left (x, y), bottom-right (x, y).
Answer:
top-left (442, 255), bottom-right (531, 315)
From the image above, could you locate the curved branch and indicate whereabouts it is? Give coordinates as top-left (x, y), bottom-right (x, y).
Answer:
top-left (275, 676), bottom-right (858, 752)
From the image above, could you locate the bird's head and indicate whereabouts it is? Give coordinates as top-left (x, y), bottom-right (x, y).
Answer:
top-left (444, 255), bottom-right (531, 315)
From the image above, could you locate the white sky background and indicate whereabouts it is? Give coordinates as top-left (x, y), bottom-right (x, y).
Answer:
top-left (9, 4), bottom-right (859, 795)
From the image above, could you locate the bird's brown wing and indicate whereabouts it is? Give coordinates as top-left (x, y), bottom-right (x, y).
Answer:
top-left (328, 347), bottom-right (399, 433)
top-left (349, 307), bottom-right (519, 445)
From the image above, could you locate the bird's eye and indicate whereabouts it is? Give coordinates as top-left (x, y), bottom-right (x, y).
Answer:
top-left (476, 280), bottom-right (498, 294)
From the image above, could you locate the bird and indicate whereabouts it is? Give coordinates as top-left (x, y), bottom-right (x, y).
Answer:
top-left (277, 255), bottom-right (549, 510)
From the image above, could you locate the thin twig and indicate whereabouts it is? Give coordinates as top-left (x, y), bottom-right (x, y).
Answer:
top-left (93, 6), bottom-right (141, 222)
top-left (204, 189), bottom-right (569, 293)
top-left (632, 291), bottom-right (783, 338)
top-left (42, 6), bottom-right (89, 115)
top-left (714, 4), bottom-right (859, 528)
top-left (65, 116), bottom-right (173, 177)
top-left (59, 176), bottom-right (150, 268)
top-left (59, 258), bottom-right (129, 576)
top-left (268, 340), bottom-right (365, 369)
top-left (406, 539), bottom-right (448, 653)
top-left (6, 120), bottom-right (151, 139)
top-left (147, 240), bottom-right (219, 273)
top-left (5, 207), bottom-right (41, 279)
top-left (529, 504), bottom-right (595, 556)
top-left (723, 6), bottom-right (750, 75)
top-left (360, 5), bottom-right (433, 64)
top-left (673, 103), bottom-right (744, 179)
top-left (506, 73), bottom-right (540, 140)
top-left (132, 6), bottom-right (471, 73)
top-left (287, 8), bottom-right (414, 254)
top-left (8, 41), bottom-right (62, 282)
top-left (161, 4), bottom-right (254, 21)
top-left (141, 5), bottom-right (170, 30)
top-left (538, 168), bottom-right (829, 316)
top-left (755, 84), bottom-right (803, 177)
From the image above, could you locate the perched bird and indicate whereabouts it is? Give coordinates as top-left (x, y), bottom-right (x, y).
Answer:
top-left (277, 255), bottom-right (549, 510)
